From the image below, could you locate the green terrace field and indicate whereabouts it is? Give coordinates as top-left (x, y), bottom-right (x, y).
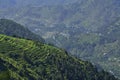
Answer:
top-left (0, 34), bottom-right (118, 80)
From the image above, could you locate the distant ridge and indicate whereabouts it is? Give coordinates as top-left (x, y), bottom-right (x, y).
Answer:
top-left (0, 19), bottom-right (44, 42)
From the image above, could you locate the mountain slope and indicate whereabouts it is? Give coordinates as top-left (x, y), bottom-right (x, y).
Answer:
top-left (50, 18), bottom-right (120, 78)
top-left (1, 0), bottom-right (119, 31)
top-left (0, 0), bottom-right (120, 79)
top-left (0, 0), bottom-right (79, 8)
top-left (0, 34), bottom-right (118, 80)
top-left (0, 19), bottom-right (44, 42)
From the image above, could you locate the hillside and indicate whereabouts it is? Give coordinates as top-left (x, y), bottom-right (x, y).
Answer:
top-left (0, 34), bottom-right (118, 80)
top-left (0, 0), bottom-right (78, 8)
top-left (0, 0), bottom-right (120, 79)
top-left (0, 0), bottom-right (119, 31)
top-left (47, 18), bottom-right (120, 78)
top-left (0, 19), bottom-right (44, 42)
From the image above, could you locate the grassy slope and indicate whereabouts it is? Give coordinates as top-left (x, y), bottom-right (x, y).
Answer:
top-left (0, 34), bottom-right (118, 80)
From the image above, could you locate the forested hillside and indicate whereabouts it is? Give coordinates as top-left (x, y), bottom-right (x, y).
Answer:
top-left (0, 19), bottom-right (44, 42)
top-left (0, 0), bottom-right (120, 79)
top-left (0, 34), bottom-right (118, 80)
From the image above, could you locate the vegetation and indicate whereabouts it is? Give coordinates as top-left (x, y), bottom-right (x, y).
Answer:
top-left (0, 19), bottom-right (44, 42)
top-left (50, 18), bottom-right (120, 78)
top-left (0, 0), bottom-right (120, 79)
top-left (0, 34), bottom-right (118, 80)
